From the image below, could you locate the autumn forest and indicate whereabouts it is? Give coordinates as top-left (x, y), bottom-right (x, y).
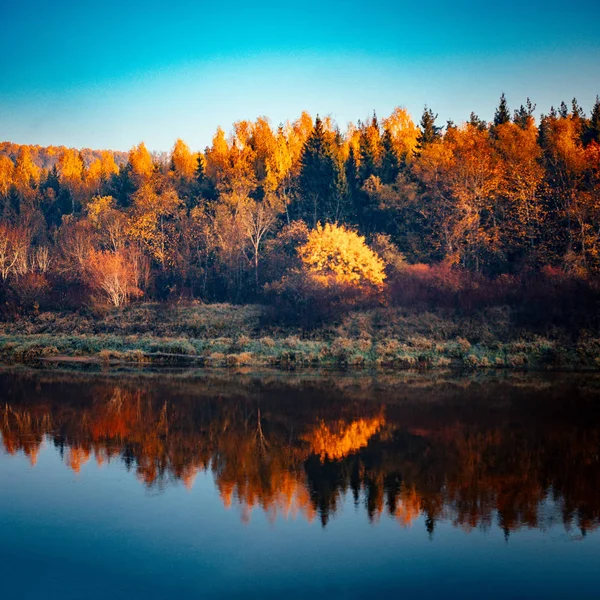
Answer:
top-left (1, 95), bottom-right (599, 319)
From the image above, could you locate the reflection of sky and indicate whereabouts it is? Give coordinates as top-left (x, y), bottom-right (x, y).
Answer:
top-left (2, 1), bottom-right (600, 151)
top-left (1, 438), bottom-right (598, 599)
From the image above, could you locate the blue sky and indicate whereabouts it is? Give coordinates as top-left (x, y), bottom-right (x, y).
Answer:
top-left (1, 0), bottom-right (599, 151)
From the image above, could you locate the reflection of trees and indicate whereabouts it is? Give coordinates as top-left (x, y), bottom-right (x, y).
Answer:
top-left (1, 371), bottom-right (599, 536)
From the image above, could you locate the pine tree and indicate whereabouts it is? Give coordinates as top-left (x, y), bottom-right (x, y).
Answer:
top-left (380, 128), bottom-right (400, 184)
top-left (583, 96), bottom-right (600, 145)
top-left (297, 116), bottom-right (346, 226)
top-left (559, 101), bottom-right (569, 119)
top-left (416, 107), bottom-right (441, 150)
top-left (345, 145), bottom-right (361, 222)
top-left (494, 93), bottom-right (511, 127)
top-left (513, 98), bottom-right (536, 129)
top-left (469, 112), bottom-right (488, 131)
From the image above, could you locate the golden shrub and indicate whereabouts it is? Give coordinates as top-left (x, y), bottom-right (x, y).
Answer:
top-left (297, 223), bottom-right (386, 289)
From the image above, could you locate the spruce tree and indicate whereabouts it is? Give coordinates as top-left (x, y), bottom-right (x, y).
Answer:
top-left (494, 93), bottom-right (511, 127)
top-left (583, 96), bottom-right (600, 145)
top-left (380, 128), bottom-right (400, 184)
top-left (416, 107), bottom-right (441, 150)
top-left (469, 112), bottom-right (488, 131)
top-left (359, 128), bottom-right (378, 181)
top-left (297, 116), bottom-right (345, 227)
top-left (513, 98), bottom-right (536, 129)
top-left (345, 145), bottom-right (361, 222)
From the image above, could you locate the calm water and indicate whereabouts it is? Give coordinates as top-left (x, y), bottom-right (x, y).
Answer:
top-left (1, 368), bottom-right (599, 599)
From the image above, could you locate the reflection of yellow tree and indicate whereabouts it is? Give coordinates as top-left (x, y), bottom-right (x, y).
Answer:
top-left (302, 415), bottom-right (385, 461)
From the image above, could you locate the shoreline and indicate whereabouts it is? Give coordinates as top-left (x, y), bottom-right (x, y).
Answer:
top-left (0, 331), bottom-right (598, 371)
top-left (1, 303), bottom-right (599, 371)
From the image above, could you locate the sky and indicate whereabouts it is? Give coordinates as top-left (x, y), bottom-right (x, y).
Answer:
top-left (1, 0), bottom-right (599, 152)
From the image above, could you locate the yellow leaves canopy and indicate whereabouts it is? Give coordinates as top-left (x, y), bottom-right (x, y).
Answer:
top-left (298, 223), bottom-right (386, 289)
top-left (129, 142), bottom-right (154, 183)
top-left (171, 138), bottom-right (196, 179)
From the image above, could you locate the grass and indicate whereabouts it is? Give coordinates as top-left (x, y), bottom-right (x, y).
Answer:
top-left (0, 302), bottom-right (598, 370)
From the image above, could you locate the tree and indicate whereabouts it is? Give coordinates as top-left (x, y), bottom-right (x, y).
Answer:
top-left (127, 183), bottom-right (183, 268)
top-left (380, 128), bottom-right (400, 184)
top-left (495, 121), bottom-right (545, 266)
top-left (85, 248), bottom-right (147, 307)
top-left (298, 222), bottom-right (386, 290)
top-left (86, 151), bottom-right (119, 196)
top-left (128, 142), bottom-right (154, 186)
top-left (0, 156), bottom-right (14, 199)
top-left (0, 223), bottom-right (30, 280)
top-left (358, 114), bottom-right (382, 181)
top-left (297, 116), bottom-right (346, 226)
top-left (170, 139), bottom-right (196, 180)
top-left (494, 93), bottom-right (511, 127)
top-left (382, 107), bottom-right (419, 161)
top-left (240, 194), bottom-right (284, 288)
top-left (513, 98), bottom-right (536, 129)
top-left (583, 96), bottom-right (600, 146)
top-left (416, 107), bottom-right (441, 150)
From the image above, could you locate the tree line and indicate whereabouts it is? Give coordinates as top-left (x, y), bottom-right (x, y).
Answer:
top-left (1, 94), bottom-right (599, 310)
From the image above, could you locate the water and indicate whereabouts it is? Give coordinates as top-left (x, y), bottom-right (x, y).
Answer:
top-left (1, 368), bottom-right (599, 598)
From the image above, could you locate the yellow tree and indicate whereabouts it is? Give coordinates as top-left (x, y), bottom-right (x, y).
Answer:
top-left (411, 140), bottom-right (456, 261)
top-left (171, 139), bottom-right (197, 180)
top-left (494, 121), bottom-right (544, 262)
top-left (0, 156), bottom-right (14, 198)
top-left (542, 114), bottom-right (590, 270)
top-left (86, 151), bottom-right (119, 196)
top-left (13, 147), bottom-right (40, 197)
top-left (57, 148), bottom-right (85, 212)
top-left (298, 223), bottom-right (386, 290)
top-left (127, 183), bottom-right (183, 268)
top-left (445, 125), bottom-right (504, 271)
top-left (382, 107), bottom-right (420, 160)
top-left (86, 195), bottom-right (128, 251)
top-left (128, 142), bottom-right (154, 186)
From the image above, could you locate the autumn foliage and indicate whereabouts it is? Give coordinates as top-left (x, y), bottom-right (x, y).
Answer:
top-left (298, 223), bottom-right (386, 290)
top-left (1, 95), bottom-right (600, 318)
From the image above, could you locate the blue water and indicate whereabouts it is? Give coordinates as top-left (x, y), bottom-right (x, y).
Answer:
top-left (0, 369), bottom-right (599, 598)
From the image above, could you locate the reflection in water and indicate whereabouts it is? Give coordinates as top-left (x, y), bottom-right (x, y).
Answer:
top-left (1, 369), bottom-right (600, 536)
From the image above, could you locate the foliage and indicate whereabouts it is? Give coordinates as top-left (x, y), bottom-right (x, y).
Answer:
top-left (298, 222), bottom-right (386, 290)
top-left (1, 97), bottom-right (600, 317)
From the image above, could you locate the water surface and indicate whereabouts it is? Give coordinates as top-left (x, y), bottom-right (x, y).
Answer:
top-left (1, 368), bottom-right (599, 598)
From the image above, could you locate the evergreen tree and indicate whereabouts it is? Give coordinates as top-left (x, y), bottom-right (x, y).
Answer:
top-left (416, 107), bottom-right (441, 150)
top-left (513, 98), bottom-right (536, 129)
top-left (345, 145), bottom-right (361, 222)
top-left (494, 93), bottom-right (511, 127)
top-left (583, 96), bottom-right (600, 145)
top-left (469, 112), bottom-right (488, 131)
top-left (110, 162), bottom-right (135, 208)
top-left (380, 128), bottom-right (400, 184)
top-left (359, 128), bottom-right (379, 181)
top-left (559, 101), bottom-right (569, 119)
top-left (297, 116), bottom-right (346, 227)
top-left (196, 153), bottom-right (205, 184)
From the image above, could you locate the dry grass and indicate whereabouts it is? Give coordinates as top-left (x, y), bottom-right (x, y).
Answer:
top-left (0, 302), bottom-right (598, 370)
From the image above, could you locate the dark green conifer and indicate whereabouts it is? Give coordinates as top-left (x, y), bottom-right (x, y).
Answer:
top-left (416, 106), bottom-right (441, 150)
top-left (493, 93), bottom-right (511, 126)
top-left (297, 116), bottom-right (346, 226)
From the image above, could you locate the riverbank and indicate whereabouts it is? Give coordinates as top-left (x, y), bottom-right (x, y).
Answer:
top-left (1, 303), bottom-right (599, 370)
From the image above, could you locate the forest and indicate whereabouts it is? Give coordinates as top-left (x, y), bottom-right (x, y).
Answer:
top-left (1, 95), bottom-right (600, 356)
